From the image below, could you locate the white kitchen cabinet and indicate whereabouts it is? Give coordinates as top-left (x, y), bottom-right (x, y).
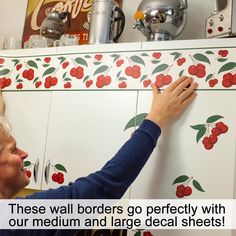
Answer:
top-left (0, 38), bottom-right (236, 236)
top-left (3, 92), bottom-right (51, 190)
top-left (41, 91), bottom-right (137, 199)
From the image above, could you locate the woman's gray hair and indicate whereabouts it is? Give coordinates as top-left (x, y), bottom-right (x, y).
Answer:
top-left (0, 117), bottom-right (11, 151)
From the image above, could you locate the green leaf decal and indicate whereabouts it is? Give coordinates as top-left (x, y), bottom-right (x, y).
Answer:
top-left (55, 164), bottom-right (67, 173)
top-left (193, 179), bottom-right (205, 192)
top-left (83, 75), bottom-right (89, 82)
top-left (205, 51), bottom-right (214, 55)
top-left (27, 60), bottom-right (38, 69)
top-left (94, 62), bottom-right (102, 66)
top-left (75, 57), bottom-right (88, 67)
top-left (64, 78), bottom-right (71, 81)
top-left (63, 72), bottom-right (67, 79)
top-left (43, 64), bottom-right (50, 67)
top-left (141, 53), bottom-right (149, 57)
top-left (12, 59), bottom-right (20, 66)
top-left (217, 58), bottom-right (228, 63)
top-left (134, 231), bottom-right (141, 236)
top-left (151, 60), bottom-right (161, 64)
top-left (193, 53), bottom-right (210, 64)
top-left (35, 58), bottom-right (41, 61)
top-left (218, 62), bottom-right (236, 74)
top-left (173, 175), bottom-right (189, 185)
top-left (206, 115), bottom-right (224, 123)
top-left (43, 67), bottom-right (56, 77)
top-left (85, 55), bottom-right (92, 59)
top-left (15, 74), bottom-right (20, 80)
top-left (179, 70), bottom-right (184, 77)
top-left (124, 113), bottom-right (148, 131)
top-left (152, 64), bottom-right (169, 75)
top-left (196, 127), bottom-right (206, 143)
top-left (118, 77), bottom-right (127, 81)
top-left (0, 69), bottom-right (10, 76)
top-left (24, 161), bottom-right (31, 167)
top-left (130, 56), bottom-right (145, 66)
top-left (190, 124), bottom-right (205, 130)
top-left (170, 52), bottom-right (181, 61)
top-left (33, 77), bottom-right (39, 83)
top-left (116, 71), bottom-right (122, 78)
top-left (58, 57), bottom-right (66, 63)
top-left (93, 65), bottom-right (109, 76)
top-left (110, 54), bottom-right (120, 58)
top-left (205, 74), bottom-right (213, 82)
top-left (140, 75), bottom-right (147, 82)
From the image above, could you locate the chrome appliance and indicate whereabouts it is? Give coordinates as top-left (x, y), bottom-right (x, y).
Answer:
top-left (88, 0), bottom-right (125, 44)
top-left (206, 0), bottom-right (236, 38)
top-left (133, 0), bottom-right (188, 41)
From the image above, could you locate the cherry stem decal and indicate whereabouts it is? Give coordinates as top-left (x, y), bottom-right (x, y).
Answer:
top-left (190, 115), bottom-right (228, 150)
top-left (173, 175), bottom-right (205, 198)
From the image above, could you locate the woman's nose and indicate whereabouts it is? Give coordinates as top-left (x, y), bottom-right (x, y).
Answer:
top-left (19, 148), bottom-right (28, 160)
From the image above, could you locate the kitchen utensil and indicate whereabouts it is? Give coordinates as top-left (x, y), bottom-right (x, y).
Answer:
top-left (133, 0), bottom-right (188, 41)
top-left (88, 0), bottom-right (125, 44)
top-left (40, 7), bottom-right (71, 47)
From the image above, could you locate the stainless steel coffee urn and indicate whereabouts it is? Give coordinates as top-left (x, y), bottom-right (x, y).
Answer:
top-left (88, 0), bottom-right (125, 44)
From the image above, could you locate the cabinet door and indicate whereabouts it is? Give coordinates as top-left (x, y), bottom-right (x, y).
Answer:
top-left (42, 91), bottom-right (137, 198)
top-left (128, 91), bottom-right (236, 236)
top-left (3, 92), bottom-right (51, 190)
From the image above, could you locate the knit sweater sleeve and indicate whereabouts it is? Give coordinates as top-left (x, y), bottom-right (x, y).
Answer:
top-left (26, 119), bottom-right (161, 199)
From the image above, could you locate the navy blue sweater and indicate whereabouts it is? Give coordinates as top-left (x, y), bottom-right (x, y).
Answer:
top-left (0, 120), bottom-right (161, 235)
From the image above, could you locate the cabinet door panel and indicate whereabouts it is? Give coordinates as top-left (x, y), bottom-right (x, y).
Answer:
top-left (130, 91), bottom-right (236, 199)
top-left (3, 92), bottom-right (51, 189)
top-left (128, 91), bottom-right (236, 236)
top-left (42, 91), bottom-right (137, 199)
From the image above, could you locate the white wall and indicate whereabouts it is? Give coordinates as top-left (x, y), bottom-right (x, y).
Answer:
top-left (0, 0), bottom-right (214, 49)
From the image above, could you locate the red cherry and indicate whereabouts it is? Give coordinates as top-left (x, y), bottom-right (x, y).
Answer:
top-left (95, 54), bottom-right (103, 61)
top-left (183, 186), bottom-right (192, 196)
top-left (163, 75), bottom-right (172, 85)
top-left (176, 190), bottom-right (185, 198)
top-left (52, 173), bottom-right (58, 182)
top-left (118, 81), bottom-right (127, 88)
top-left (116, 59), bottom-right (124, 67)
top-left (204, 142), bottom-right (214, 150)
top-left (222, 78), bottom-right (232, 88)
top-left (26, 170), bottom-right (31, 178)
top-left (188, 65), bottom-right (197, 75)
top-left (70, 68), bottom-right (77, 77)
top-left (125, 66), bottom-right (133, 76)
top-left (202, 136), bottom-right (209, 145)
top-left (209, 134), bottom-right (218, 144)
top-left (51, 77), bottom-right (58, 86)
top-left (22, 70), bottom-right (29, 79)
top-left (62, 62), bottom-right (69, 69)
top-left (57, 177), bottom-right (64, 184)
top-left (4, 78), bottom-right (11, 87)
top-left (196, 69), bottom-right (206, 78)
top-left (177, 184), bottom-right (185, 192)
top-left (16, 83), bottom-right (23, 89)
top-left (152, 52), bottom-right (161, 59)
top-left (16, 64), bottom-right (22, 71)
top-left (0, 58), bottom-right (5, 64)
top-left (221, 124), bottom-right (228, 134)
top-left (103, 76), bottom-right (111, 85)
top-left (35, 81), bottom-right (42, 88)
top-left (143, 79), bottom-right (151, 87)
top-left (85, 80), bottom-right (93, 88)
top-left (143, 231), bottom-right (153, 236)
top-left (211, 127), bottom-right (221, 136)
top-left (44, 57), bottom-right (51, 63)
